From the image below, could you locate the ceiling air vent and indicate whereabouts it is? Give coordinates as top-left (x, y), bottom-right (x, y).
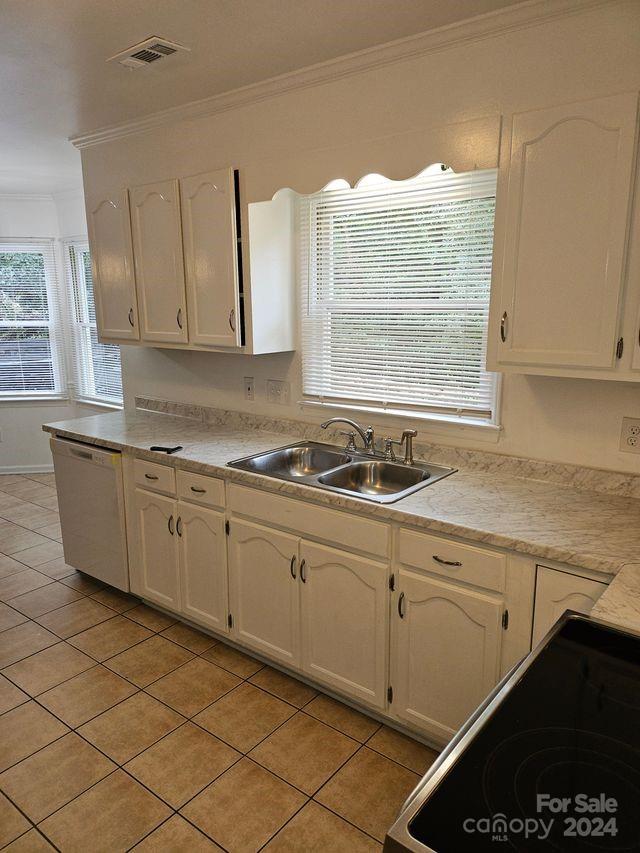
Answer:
top-left (107, 36), bottom-right (190, 69)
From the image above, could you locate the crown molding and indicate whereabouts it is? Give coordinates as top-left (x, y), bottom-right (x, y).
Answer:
top-left (70, 0), bottom-right (611, 149)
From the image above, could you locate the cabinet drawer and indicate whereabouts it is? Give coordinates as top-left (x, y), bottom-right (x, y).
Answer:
top-left (177, 470), bottom-right (225, 509)
top-left (397, 528), bottom-right (505, 593)
top-left (133, 459), bottom-right (176, 495)
top-left (228, 483), bottom-right (389, 560)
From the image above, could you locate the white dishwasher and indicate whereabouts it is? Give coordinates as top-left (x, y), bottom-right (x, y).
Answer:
top-left (50, 437), bottom-right (129, 591)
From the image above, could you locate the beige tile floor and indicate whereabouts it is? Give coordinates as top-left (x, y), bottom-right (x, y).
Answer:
top-left (0, 472), bottom-right (438, 851)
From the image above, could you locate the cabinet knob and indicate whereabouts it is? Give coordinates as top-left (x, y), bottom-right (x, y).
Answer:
top-left (229, 308), bottom-right (236, 332)
top-left (128, 307), bottom-right (135, 327)
top-left (176, 308), bottom-right (183, 330)
top-left (500, 311), bottom-right (508, 343)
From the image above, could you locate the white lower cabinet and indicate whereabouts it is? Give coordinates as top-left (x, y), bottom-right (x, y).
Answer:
top-left (300, 541), bottom-right (388, 709)
top-left (134, 489), bottom-right (180, 611)
top-left (228, 519), bottom-right (300, 668)
top-left (133, 487), bottom-right (228, 630)
top-left (532, 565), bottom-right (607, 646)
top-left (392, 570), bottom-right (504, 742)
top-left (178, 501), bottom-right (228, 633)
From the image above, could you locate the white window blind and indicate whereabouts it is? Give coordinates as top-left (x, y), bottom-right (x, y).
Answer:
top-left (67, 242), bottom-right (123, 405)
top-left (299, 168), bottom-right (498, 421)
top-left (0, 241), bottom-right (64, 397)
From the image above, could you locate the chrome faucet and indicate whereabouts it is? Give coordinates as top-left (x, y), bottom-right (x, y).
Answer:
top-left (383, 429), bottom-right (418, 465)
top-left (320, 418), bottom-right (375, 454)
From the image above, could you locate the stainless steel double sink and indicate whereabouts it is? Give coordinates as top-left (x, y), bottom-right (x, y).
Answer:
top-left (228, 441), bottom-right (455, 504)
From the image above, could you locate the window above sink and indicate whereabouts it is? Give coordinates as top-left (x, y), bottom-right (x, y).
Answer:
top-left (297, 166), bottom-right (500, 432)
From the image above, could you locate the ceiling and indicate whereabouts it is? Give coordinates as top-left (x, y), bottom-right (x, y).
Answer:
top-left (0, 0), bottom-right (520, 195)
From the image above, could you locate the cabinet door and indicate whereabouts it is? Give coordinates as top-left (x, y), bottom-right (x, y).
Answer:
top-left (134, 489), bottom-right (179, 610)
top-left (228, 519), bottom-right (300, 667)
top-left (181, 169), bottom-right (241, 347)
top-left (177, 501), bottom-right (228, 633)
top-left (300, 541), bottom-right (388, 709)
top-left (532, 566), bottom-right (607, 646)
top-left (87, 191), bottom-right (139, 341)
top-left (130, 179), bottom-right (188, 343)
top-left (393, 571), bottom-right (503, 742)
top-left (493, 92), bottom-right (638, 370)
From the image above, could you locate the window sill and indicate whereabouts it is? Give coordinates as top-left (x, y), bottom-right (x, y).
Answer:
top-left (299, 399), bottom-right (502, 444)
top-left (74, 398), bottom-right (123, 411)
top-left (0, 395), bottom-right (69, 406)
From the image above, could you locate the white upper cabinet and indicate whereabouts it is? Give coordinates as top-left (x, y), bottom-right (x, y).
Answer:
top-left (489, 92), bottom-right (639, 374)
top-left (181, 169), bottom-right (241, 348)
top-left (87, 190), bottom-right (139, 341)
top-left (129, 179), bottom-right (188, 344)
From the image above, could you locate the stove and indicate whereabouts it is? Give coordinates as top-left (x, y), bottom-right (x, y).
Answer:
top-left (385, 614), bottom-right (640, 852)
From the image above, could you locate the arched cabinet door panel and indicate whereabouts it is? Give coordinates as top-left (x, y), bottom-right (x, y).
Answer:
top-left (134, 488), bottom-right (180, 611)
top-left (180, 169), bottom-right (241, 348)
top-left (393, 570), bottom-right (503, 742)
top-left (491, 92), bottom-right (638, 370)
top-left (177, 501), bottom-right (228, 633)
top-left (87, 191), bottom-right (139, 341)
top-left (300, 541), bottom-right (388, 709)
top-left (228, 518), bottom-right (300, 667)
top-left (129, 179), bottom-right (188, 344)
top-left (532, 566), bottom-right (607, 647)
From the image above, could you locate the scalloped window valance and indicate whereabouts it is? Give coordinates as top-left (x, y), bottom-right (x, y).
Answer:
top-left (243, 114), bottom-right (501, 203)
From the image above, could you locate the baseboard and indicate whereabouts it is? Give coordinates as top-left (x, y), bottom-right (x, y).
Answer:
top-left (0, 464), bottom-right (54, 474)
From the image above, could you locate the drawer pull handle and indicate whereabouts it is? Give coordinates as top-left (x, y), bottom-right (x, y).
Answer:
top-left (398, 592), bottom-right (405, 618)
top-left (144, 473), bottom-right (159, 481)
top-left (290, 555), bottom-right (297, 579)
top-left (300, 559), bottom-right (307, 583)
top-left (432, 554), bottom-right (462, 567)
top-left (176, 516), bottom-right (183, 537)
top-left (177, 307), bottom-right (183, 329)
top-left (128, 307), bottom-right (135, 327)
top-left (500, 311), bottom-right (508, 342)
top-left (229, 308), bottom-right (236, 332)
top-left (190, 486), bottom-right (206, 494)
top-left (168, 514), bottom-right (175, 535)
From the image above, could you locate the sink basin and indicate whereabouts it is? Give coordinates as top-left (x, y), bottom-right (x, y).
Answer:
top-left (228, 440), bottom-right (455, 503)
top-left (318, 460), bottom-right (428, 497)
top-left (234, 444), bottom-right (351, 478)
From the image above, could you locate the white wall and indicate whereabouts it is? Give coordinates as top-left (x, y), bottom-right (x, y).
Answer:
top-left (85, 0), bottom-right (640, 474)
top-left (0, 191), bottom-right (103, 472)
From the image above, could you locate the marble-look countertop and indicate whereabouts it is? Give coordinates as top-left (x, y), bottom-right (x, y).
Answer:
top-left (43, 409), bottom-right (640, 578)
top-left (592, 563), bottom-right (640, 632)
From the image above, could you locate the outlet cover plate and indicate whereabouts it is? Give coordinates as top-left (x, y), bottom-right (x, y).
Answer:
top-left (266, 379), bottom-right (290, 406)
top-left (620, 417), bottom-right (640, 453)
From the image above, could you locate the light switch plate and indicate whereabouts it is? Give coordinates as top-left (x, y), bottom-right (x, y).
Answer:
top-left (620, 417), bottom-right (640, 453)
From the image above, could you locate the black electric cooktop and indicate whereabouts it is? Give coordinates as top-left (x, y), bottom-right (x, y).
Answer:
top-left (402, 618), bottom-right (640, 851)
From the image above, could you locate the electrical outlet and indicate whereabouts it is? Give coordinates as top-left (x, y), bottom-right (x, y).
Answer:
top-left (243, 377), bottom-right (254, 401)
top-left (619, 417), bottom-right (640, 453)
top-left (266, 379), bottom-right (290, 406)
